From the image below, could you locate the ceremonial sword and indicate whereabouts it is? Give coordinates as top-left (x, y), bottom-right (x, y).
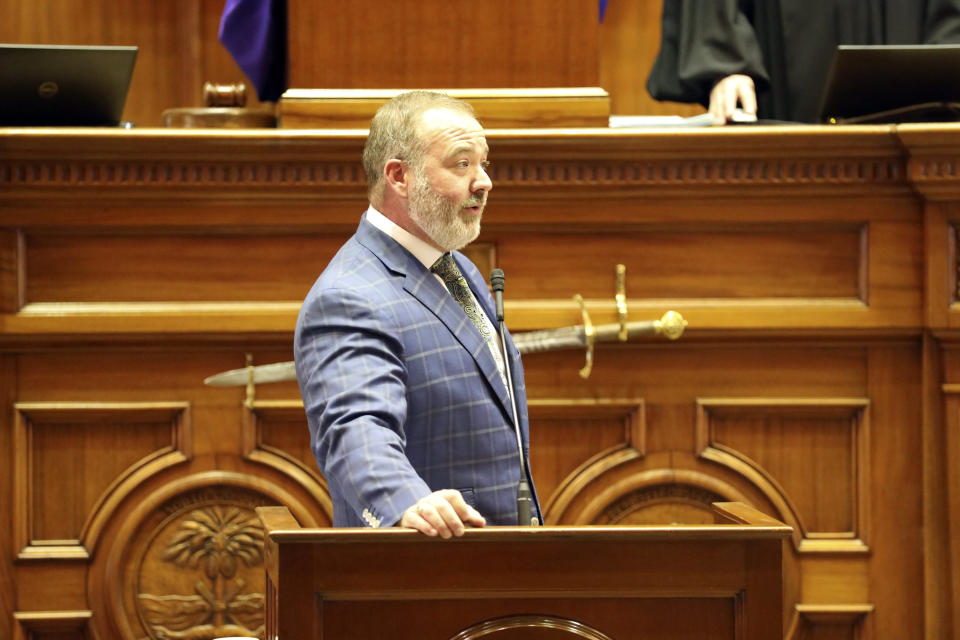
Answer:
top-left (203, 310), bottom-right (686, 387)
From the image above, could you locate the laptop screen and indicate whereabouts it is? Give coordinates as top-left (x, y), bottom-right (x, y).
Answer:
top-left (0, 44), bottom-right (138, 126)
top-left (819, 44), bottom-right (960, 123)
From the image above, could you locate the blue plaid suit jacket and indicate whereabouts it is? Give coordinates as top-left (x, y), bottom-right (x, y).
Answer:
top-left (295, 215), bottom-right (541, 528)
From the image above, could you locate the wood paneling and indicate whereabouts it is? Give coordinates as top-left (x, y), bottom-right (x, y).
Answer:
top-left (939, 379), bottom-right (960, 640)
top-left (24, 233), bottom-right (337, 304)
top-left (0, 357), bottom-right (15, 640)
top-left (0, 230), bottom-right (24, 313)
top-left (325, 598), bottom-right (734, 639)
top-left (2, 124), bottom-right (959, 640)
top-left (498, 226), bottom-right (865, 300)
top-left (867, 344), bottom-right (924, 640)
top-left (288, 0), bottom-right (598, 90)
top-left (528, 400), bottom-right (644, 509)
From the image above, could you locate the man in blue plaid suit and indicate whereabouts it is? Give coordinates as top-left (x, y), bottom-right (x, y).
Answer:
top-left (294, 91), bottom-right (541, 537)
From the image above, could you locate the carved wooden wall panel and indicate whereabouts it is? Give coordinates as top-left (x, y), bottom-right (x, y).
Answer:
top-left (498, 225), bottom-right (865, 300)
top-left (117, 488), bottom-right (269, 640)
top-left (8, 348), bottom-right (331, 640)
top-left (521, 340), bottom-right (919, 640)
top-left (24, 233), bottom-right (337, 304)
top-left (696, 400), bottom-right (870, 552)
top-left (14, 403), bottom-right (191, 558)
top-left (2, 125), bottom-right (958, 640)
top-left (527, 400), bottom-right (645, 515)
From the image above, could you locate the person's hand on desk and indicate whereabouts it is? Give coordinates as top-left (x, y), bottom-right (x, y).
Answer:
top-left (400, 489), bottom-right (486, 538)
top-left (709, 74), bottom-right (757, 124)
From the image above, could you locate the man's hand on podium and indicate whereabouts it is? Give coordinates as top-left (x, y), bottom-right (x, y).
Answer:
top-left (400, 489), bottom-right (486, 538)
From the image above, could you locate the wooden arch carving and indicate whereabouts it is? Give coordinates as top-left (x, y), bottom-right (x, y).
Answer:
top-left (89, 471), bottom-right (322, 640)
top-left (450, 615), bottom-right (615, 640)
top-left (545, 452), bottom-right (753, 526)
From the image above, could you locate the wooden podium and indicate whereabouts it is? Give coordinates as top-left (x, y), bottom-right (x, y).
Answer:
top-left (257, 503), bottom-right (791, 640)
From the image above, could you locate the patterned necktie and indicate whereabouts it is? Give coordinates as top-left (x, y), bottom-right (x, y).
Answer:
top-left (431, 253), bottom-right (507, 383)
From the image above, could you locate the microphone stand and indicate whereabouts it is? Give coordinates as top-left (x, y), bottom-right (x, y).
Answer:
top-left (490, 268), bottom-right (538, 526)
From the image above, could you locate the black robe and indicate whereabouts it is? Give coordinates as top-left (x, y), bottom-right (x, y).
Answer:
top-left (646, 0), bottom-right (960, 122)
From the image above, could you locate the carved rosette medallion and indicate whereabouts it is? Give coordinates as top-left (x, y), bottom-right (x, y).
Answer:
top-left (128, 487), bottom-right (272, 640)
top-left (595, 484), bottom-right (724, 525)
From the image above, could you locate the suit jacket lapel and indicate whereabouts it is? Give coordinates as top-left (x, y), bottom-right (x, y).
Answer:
top-left (355, 219), bottom-right (516, 423)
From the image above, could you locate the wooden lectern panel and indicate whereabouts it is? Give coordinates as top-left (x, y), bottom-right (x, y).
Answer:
top-left (258, 502), bottom-right (790, 640)
top-left (287, 0), bottom-right (599, 90)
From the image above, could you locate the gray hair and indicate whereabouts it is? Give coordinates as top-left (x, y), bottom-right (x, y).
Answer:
top-left (362, 91), bottom-right (477, 204)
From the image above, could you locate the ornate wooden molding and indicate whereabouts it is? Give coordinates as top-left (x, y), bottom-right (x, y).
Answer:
top-left (572, 467), bottom-right (751, 525)
top-left (15, 125), bottom-right (960, 202)
top-left (0, 156), bottom-right (906, 200)
top-left (1, 159), bottom-right (366, 191)
top-left (95, 471), bottom-right (322, 640)
top-left (594, 482), bottom-right (725, 525)
top-left (0, 126), bottom-right (917, 203)
top-left (898, 124), bottom-right (960, 200)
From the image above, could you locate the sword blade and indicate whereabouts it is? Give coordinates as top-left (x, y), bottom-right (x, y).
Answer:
top-left (203, 361), bottom-right (298, 387)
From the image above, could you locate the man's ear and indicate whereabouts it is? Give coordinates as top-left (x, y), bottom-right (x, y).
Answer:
top-left (384, 159), bottom-right (410, 198)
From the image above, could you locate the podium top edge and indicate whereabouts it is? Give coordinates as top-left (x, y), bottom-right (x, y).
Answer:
top-left (281, 87), bottom-right (610, 100)
top-left (261, 524), bottom-right (793, 544)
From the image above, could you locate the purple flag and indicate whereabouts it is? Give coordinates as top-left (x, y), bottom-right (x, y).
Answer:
top-left (218, 0), bottom-right (287, 102)
top-left (599, 0), bottom-right (609, 22)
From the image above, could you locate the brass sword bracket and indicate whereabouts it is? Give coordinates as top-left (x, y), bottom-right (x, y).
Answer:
top-left (573, 264), bottom-right (625, 379)
top-left (573, 294), bottom-right (595, 379)
top-left (569, 264), bottom-right (687, 379)
top-left (244, 352), bottom-right (256, 410)
top-left (615, 263), bottom-right (628, 341)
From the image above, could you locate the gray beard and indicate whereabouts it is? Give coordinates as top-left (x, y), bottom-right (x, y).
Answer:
top-left (408, 173), bottom-right (484, 252)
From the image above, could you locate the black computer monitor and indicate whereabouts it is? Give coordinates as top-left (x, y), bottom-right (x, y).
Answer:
top-left (818, 44), bottom-right (960, 124)
top-left (0, 44), bottom-right (138, 126)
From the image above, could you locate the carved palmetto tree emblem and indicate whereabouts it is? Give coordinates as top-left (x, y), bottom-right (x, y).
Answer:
top-left (138, 506), bottom-right (266, 639)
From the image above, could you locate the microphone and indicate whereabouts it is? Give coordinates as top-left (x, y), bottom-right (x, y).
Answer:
top-left (490, 269), bottom-right (505, 321)
top-left (490, 268), bottom-right (538, 526)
